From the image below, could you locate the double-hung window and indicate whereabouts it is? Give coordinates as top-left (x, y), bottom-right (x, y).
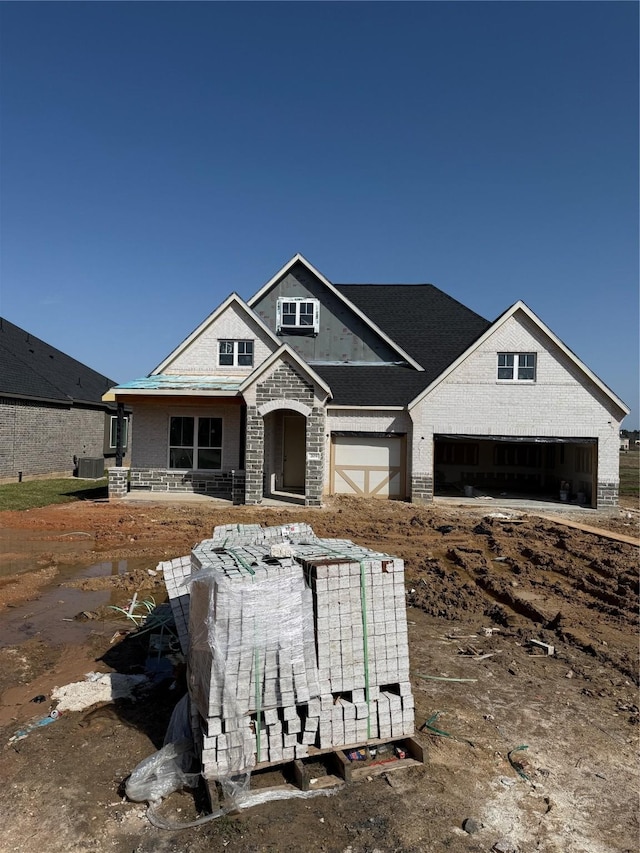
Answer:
top-left (497, 352), bottom-right (536, 381)
top-left (169, 416), bottom-right (222, 469)
top-left (276, 297), bottom-right (320, 333)
top-left (218, 340), bottom-right (253, 367)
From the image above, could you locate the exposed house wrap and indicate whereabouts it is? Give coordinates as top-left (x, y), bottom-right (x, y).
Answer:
top-left (163, 523), bottom-right (415, 785)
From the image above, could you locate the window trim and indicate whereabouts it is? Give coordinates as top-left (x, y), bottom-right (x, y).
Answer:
top-left (218, 339), bottom-right (254, 368)
top-left (497, 352), bottom-right (537, 382)
top-left (276, 296), bottom-right (320, 333)
top-left (168, 415), bottom-right (223, 471)
top-left (109, 415), bottom-right (128, 449)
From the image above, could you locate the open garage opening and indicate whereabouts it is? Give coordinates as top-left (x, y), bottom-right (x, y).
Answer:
top-left (433, 434), bottom-right (597, 508)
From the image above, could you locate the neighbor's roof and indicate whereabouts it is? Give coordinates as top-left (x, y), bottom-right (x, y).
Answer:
top-left (0, 317), bottom-right (116, 406)
top-left (314, 284), bottom-right (490, 405)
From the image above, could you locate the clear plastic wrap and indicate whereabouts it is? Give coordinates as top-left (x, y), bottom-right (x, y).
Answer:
top-left (138, 523), bottom-right (416, 826)
top-left (188, 545), bottom-right (322, 800)
top-left (125, 694), bottom-right (198, 804)
top-left (125, 739), bottom-right (200, 804)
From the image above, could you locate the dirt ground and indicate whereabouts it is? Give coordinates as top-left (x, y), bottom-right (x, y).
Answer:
top-left (0, 496), bottom-right (638, 853)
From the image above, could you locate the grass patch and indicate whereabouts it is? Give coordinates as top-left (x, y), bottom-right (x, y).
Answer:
top-left (619, 452), bottom-right (639, 498)
top-left (0, 477), bottom-right (108, 511)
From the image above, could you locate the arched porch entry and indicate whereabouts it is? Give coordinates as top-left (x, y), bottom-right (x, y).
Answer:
top-left (259, 399), bottom-right (313, 504)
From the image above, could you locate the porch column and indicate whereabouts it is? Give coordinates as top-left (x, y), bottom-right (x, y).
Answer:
top-left (244, 406), bottom-right (264, 504)
top-left (304, 406), bottom-right (325, 507)
top-left (410, 412), bottom-right (434, 504)
top-left (115, 402), bottom-right (125, 467)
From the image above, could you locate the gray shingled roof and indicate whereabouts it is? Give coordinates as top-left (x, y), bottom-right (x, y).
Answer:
top-left (0, 318), bottom-right (115, 407)
top-left (315, 284), bottom-right (491, 405)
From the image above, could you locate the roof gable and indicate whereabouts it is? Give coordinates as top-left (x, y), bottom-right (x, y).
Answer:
top-left (409, 301), bottom-right (630, 415)
top-left (248, 254), bottom-right (424, 370)
top-left (151, 293), bottom-right (281, 375)
top-left (239, 343), bottom-right (332, 400)
top-left (0, 317), bottom-right (114, 406)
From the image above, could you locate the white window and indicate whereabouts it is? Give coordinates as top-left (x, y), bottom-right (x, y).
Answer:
top-left (218, 339), bottom-right (254, 367)
top-left (109, 415), bottom-right (128, 449)
top-left (169, 416), bottom-right (222, 469)
top-left (276, 297), bottom-right (320, 333)
top-left (497, 352), bottom-right (536, 381)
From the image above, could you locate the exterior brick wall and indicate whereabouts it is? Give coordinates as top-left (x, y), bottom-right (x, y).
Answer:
top-left (129, 468), bottom-right (243, 499)
top-left (410, 312), bottom-right (625, 506)
top-left (596, 481), bottom-right (619, 508)
top-left (130, 402), bottom-right (242, 470)
top-left (0, 398), bottom-right (108, 481)
top-left (255, 363), bottom-right (315, 407)
top-left (164, 302), bottom-right (276, 375)
top-left (108, 467), bottom-right (129, 499)
top-left (244, 405), bottom-right (264, 505)
top-left (244, 361), bottom-right (325, 506)
top-left (305, 406), bottom-right (326, 506)
top-left (411, 474), bottom-right (433, 504)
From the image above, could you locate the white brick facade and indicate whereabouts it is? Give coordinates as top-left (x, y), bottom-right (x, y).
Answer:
top-left (164, 302), bottom-right (277, 375)
top-left (131, 401), bottom-right (242, 470)
top-left (410, 312), bottom-right (624, 490)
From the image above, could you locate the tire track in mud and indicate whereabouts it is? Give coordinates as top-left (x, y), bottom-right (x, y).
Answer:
top-left (405, 514), bottom-right (639, 683)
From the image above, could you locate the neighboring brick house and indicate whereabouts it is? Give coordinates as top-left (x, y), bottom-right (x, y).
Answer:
top-left (106, 255), bottom-right (628, 508)
top-left (0, 318), bottom-right (130, 482)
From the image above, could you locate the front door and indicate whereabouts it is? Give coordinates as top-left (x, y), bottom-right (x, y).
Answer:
top-left (283, 414), bottom-right (306, 491)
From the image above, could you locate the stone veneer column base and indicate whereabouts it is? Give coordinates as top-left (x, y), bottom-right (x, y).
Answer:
top-left (108, 467), bottom-right (129, 499)
top-left (596, 481), bottom-right (619, 509)
top-left (304, 406), bottom-right (325, 508)
top-left (411, 474), bottom-right (433, 504)
top-left (244, 406), bottom-right (265, 505)
top-left (129, 469), bottom-right (240, 500)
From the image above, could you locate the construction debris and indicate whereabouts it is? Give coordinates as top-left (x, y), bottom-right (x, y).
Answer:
top-left (529, 639), bottom-right (555, 656)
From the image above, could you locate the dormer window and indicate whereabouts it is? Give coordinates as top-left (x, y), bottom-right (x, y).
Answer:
top-left (276, 297), bottom-right (320, 334)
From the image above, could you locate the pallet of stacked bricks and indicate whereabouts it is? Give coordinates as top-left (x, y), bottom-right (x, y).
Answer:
top-left (162, 523), bottom-right (415, 787)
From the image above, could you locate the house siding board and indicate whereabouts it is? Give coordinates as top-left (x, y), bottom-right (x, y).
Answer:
top-left (0, 398), bottom-right (107, 480)
top-left (411, 313), bottom-right (622, 506)
top-left (164, 302), bottom-right (275, 375)
top-left (251, 262), bottom-right (401, 365)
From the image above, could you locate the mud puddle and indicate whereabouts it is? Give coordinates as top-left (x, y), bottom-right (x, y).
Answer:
top-left (0, 527), bottom-right (95, 576)
top-left (0, 558), bottom-right (152, 647)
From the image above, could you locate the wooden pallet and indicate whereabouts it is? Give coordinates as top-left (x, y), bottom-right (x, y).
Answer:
top-left (205, 736), bottom-right (424, 809)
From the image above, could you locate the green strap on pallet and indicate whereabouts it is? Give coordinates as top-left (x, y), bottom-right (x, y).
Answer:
top-left (359, 560), bottom-right (372, 739)
top-left (228, 548), bottom-right (255, 575)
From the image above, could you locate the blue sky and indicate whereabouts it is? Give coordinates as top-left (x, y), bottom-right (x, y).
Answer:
top-left (1, 2), bottom-right (638, 425)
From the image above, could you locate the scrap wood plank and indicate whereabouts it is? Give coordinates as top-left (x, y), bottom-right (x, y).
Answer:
top-left (536, 514), bottom-right (640, 547)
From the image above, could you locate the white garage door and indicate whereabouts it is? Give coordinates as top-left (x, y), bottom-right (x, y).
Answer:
top-left (331, 435), bottom-right (404, 498)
